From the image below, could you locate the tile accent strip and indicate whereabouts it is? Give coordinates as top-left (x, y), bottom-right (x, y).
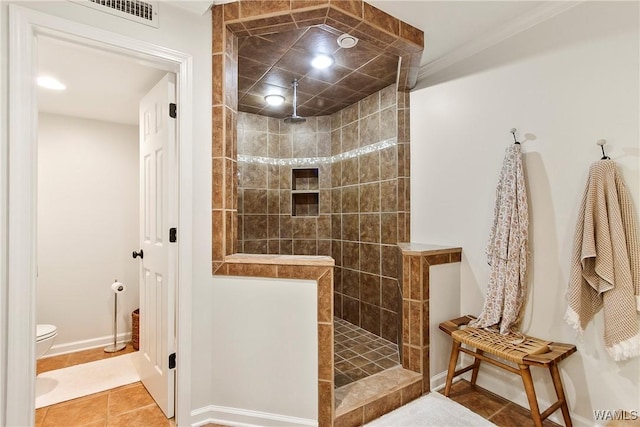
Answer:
top-left (238, 137), bottom-right (397, 166)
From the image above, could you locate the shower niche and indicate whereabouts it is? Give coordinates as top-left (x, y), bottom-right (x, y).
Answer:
top-left (291, 168), bottom-right (319, 217)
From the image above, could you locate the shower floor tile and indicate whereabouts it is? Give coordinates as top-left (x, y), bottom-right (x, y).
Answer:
top-left (334, 317), bottom-right (400, 388)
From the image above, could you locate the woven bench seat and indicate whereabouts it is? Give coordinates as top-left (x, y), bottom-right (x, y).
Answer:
top-left (439, 315), bottom-right (576, 427)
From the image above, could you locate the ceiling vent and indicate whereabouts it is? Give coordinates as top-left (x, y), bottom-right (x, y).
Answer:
top-left (70, 0), bottom-right (159, 28)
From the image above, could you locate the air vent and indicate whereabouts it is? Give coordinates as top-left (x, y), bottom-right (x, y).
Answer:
top-left (70, 0), bottom-right (159, 28)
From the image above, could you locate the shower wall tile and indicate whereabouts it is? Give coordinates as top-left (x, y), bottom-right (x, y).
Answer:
top-left (380, 147), bottom-right (397, 181)
top-left (360, 91), bottom-right (380, 117)
top-left (359, 151), bottom-right (380, 184)
top-left (343, 296), bottom-right (360, 325)
top-left (341, 186), bottom-right (359, 213)
top-left (318, 215), bottom-right (332, 239)
top-left (361, 302), bottom-right (381, 336)
top-left (342, 214), bottom-right (359, 242)
top-left (331, 111), bottom-right (342, 130)
top-left (380, 245), bottom-right (398, 278)
top-left (360, 272), bottom-right (380, 305)
top-left (360, 243), bottom-right (380, 275)
top-left (268, 215), bottom-right (280, 239)
top-left (380, 181), bottom-right (397, 213)
top-left (359, 213), bottom-right (380, 243)
top-left (341, 158), bottom-right (359, 186)
top-left (318, 239), bottom-right (331, 256)
top-left (381, 277), bottom-right (399, 311)
top-left (342, 103), bottom-right (359, 125)
top-left (342, 242), bottom-right (360, 270)
top-left (359, 112), bottom-right (380, 147)
top-left (359, 183), bottom-right (380, 213)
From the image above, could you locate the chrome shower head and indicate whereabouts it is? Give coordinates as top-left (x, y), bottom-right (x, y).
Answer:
top-left (283, 115), bottom-right (306, 124)
top-left (283, 79), bottom-right (306, 124)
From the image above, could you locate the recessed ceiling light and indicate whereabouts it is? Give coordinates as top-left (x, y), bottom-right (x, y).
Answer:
top-left (264, 94), bottom-right (285, 106)
top-left (311, 54), bottom-right (334, 70)
top-left (37, 76), bottom-right (66, 91)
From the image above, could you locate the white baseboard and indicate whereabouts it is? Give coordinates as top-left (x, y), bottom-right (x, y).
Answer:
top-left (43, 332), bottom-right (132, 357)
top-left (190, 405), bottom-right (317, 427)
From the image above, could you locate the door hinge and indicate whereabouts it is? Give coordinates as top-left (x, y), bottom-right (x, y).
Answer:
top-left (169, 103), bottom-right (177, 119)
top-left (169, 353), bottom-right (176, 369)
top-left (169, 227), bottom-right (177, 243)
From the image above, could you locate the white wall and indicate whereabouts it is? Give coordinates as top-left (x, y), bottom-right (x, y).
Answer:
top-left (0, 0), bottom-right (212, 420)
top-left (37, 113), bottom-right (139, 353)
top-left (411, 2), bottom-right (639, 426)
top-left (198, 276), bottom-right (318, 427)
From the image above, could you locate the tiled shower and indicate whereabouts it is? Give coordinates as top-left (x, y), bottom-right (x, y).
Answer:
top-left (237, 84), bottom-right (411, 385)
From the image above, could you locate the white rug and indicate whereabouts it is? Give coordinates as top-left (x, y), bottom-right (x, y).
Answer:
top-left (365, 391), bottom-right (497, 427)
top-left (36, 352), bottom-right (140, 408)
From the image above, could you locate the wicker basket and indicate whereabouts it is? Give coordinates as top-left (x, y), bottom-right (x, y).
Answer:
top-left (132, 309), bottom-right (140, 350)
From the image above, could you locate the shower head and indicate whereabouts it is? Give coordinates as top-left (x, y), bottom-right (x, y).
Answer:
top-left (283, 79), bottom-right (306, 124)
top-left (283, 115), bottom-right (306, 124)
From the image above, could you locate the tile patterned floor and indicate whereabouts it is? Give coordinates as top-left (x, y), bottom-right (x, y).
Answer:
top-left (334, 318), bottom-right (400, 388)
top-left (440, 380), bottom-right (562, 427)
top-left (35, 344), bottom-right (170, 427)
top-left (35, 382), bottom-right (174, 427)
top-left (36, 342), bottom-right (563, 427)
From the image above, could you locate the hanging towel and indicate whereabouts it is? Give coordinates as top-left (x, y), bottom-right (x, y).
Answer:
top-left (565, 160), bottom-right (640, 361)
top-left (470, 144), bottom-right (529, 334)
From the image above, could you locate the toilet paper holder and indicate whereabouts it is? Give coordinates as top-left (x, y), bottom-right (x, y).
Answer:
top-left (105, 280), bottom-right (127, 353)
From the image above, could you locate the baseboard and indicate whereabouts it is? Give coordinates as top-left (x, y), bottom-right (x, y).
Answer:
top-left (190, 405), bottom-right (317, 427)
top-left (43, 332), bottom-right (132, 357)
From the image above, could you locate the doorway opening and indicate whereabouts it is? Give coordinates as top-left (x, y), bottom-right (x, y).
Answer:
top-left (7, 5), bottom-right (194, 426)
top-left (35, 35), bottom-right (169, 413)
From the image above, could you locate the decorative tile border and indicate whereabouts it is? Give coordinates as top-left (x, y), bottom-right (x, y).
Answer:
top-left (238, 137), bottom-right (396, 166)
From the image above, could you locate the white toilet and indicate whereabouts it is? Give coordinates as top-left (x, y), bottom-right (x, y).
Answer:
top-left (36, 324), bottom-right (57, 359)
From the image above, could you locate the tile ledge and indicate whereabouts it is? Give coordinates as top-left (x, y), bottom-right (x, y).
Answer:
top-left (334, 366), bottom-right (422, 417)
top-left (397, 242), bottom-right (462, 256)
top-left (224, 253), bottom-right (335, 266)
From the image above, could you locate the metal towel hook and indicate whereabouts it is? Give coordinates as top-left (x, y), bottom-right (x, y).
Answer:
top-left (596, 139), bottom-right (610, 159)
top-left (510, 128), bottom-right (520, 145)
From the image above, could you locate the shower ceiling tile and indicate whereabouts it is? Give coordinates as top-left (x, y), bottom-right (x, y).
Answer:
top-left (237, 24), bottom-right (400, 118)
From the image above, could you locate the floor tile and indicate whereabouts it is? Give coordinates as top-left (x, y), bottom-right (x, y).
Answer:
top-left (442, 380), bottom-right (507, 419)
top-left (490, 402), bottom-right (561, 427)
top-left (334, 318), bottom-right (401, 389)
top-left (107, 404), bottom-right (172, 427)
top-left (108, 383), bottom-right (155, 416)
top-left (43, 393), bottom-right (109, 426)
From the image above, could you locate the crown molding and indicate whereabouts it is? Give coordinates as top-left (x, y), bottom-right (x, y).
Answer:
top-left (417, 1), bottom-right (583, 82)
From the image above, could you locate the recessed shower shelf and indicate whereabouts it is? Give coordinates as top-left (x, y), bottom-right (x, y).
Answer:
top-left (292, 168), bottom-right (319, 217)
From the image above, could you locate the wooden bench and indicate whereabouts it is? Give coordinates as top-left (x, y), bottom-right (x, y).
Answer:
top-left (439, 315), bottom-right (576, 427)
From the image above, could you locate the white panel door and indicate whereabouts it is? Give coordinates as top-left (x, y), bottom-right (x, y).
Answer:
top-left (138, 73), bottom-right (176, 418)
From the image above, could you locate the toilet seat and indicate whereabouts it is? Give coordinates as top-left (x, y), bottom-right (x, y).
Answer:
top-left (36, 324), bottom-right (57, 342)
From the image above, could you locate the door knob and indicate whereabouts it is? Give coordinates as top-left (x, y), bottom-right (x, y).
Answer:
top-left (132, 249), bottom-right (144, 259)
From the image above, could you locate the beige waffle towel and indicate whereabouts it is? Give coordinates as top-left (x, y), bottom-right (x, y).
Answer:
top-left (565, 160), bottom-right (640, 361)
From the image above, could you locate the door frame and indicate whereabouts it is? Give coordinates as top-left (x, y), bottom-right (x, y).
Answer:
top-left (7, 5), bottom-right (193, 426)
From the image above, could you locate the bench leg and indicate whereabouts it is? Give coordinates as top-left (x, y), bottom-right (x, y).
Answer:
top-left (444, 341), bottom-right (461, 397)
top-left (549, 363), bottom-right (572, 427)
top-left (470, 349), bottom-right (483, 386)
top-left (519, 364), bottom-right (543, 427)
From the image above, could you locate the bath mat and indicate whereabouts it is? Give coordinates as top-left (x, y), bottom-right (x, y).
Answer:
top-left (36, 352), bottom-right (140, 408)
top-left (365, 391), bottom-right (497, 427)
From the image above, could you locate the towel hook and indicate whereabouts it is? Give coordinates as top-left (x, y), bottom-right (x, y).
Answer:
top-left (596, 139), bottom-right (610, 159)
top-left (510, 128), bottom-right (520, 145)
